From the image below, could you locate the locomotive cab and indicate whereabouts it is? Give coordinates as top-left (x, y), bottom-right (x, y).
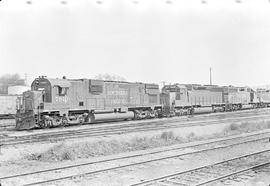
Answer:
top-left (15, 76), bottom-right (71, 130)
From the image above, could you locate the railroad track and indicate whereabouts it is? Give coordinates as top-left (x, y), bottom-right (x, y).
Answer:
top-left (0, 107), bottom-right (269, 131)
top-left (2, 112), bottom-right (270, 146)
top-left (0, 118), bottom-right (15, 130)
top-left (1, 131), bottom-right (270, 186)
top-left (132, 150), bottom-right (270, 186)
top-left (0, 124), bottom-right (14, 129)
top-left (0, 107), bottom-right (269, 135)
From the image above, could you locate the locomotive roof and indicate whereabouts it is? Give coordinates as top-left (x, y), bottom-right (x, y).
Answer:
top-left (37, 77), bottom-right (158, 88)
top-left (163, 84), bottom-right (186, 89)
top-left (44, 78), bottom-right (71, 87)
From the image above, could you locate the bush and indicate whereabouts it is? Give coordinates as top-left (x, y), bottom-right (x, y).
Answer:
top-left (27, 131), bottom-right (184, 162)
top-left (187, 132), bottom-right (196, 141)
top-left (161, 131), bottom-right (175, 140)
top-left (27, 118), bottom-right (270, 162)
top-left (228, 123), bottom-right (240, 131)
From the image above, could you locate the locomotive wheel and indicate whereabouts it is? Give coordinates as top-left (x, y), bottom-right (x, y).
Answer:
top-left (38, 120), bottom-right (52, 128)
top-left (188, 108), bottom-right (194, 115)
top-left (39, 121), bottom-right (47, 129)
top-left (47, 120), bottom-right (53, 128)
top-left (62, 119), bottom-right (68, 126)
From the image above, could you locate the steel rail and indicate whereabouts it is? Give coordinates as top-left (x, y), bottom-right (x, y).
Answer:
top-left (2, 113), bottom-right (270, 146)
top-left (130, 149), bottom-right (270, 186)
top-left (194, 162), bottom-right (270, 186)
top-left (1, 113), bottom-right (270, 146)
top-left (1, 108), bottom-right (269, 138)
top-left (3, 113), bottom-right (270, 146)
top-left (0, 107), bottom-right (269, 131)
top-left (1, 132), bottom-right (270, 186)
top-left (6, 112), bottom-right (270, 141)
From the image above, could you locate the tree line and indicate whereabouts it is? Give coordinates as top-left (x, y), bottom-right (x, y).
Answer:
top-left (0, 74), bottom-right (26, 94)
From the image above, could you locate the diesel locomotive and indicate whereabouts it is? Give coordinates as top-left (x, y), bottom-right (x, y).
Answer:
top-left (15, 76), bottom-right (161, 130)
top-left (160, 84), bottom-right (260, 117)
top-left (15, 76), bottom-right (268, 130)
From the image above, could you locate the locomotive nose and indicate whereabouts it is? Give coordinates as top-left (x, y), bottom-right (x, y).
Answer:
top-left (15, 115), bottom-right (36, 130)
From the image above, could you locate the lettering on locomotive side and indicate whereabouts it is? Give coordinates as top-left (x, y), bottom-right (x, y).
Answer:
top-left (110, 99), bottom-right (128, 105)
top-left (55, 96), bottom-right (69, 103)
top-left (107, 89), bottom-right (128, 96)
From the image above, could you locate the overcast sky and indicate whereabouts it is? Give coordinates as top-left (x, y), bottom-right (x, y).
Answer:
top-left (1, 0), bottom-right (270, 87)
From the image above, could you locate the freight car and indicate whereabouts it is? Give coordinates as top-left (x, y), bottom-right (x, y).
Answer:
top-left (0, 95), bottom-right (20, 119)
top-left (15, 76), bottom-right (161, 130)
top-left (0, 85), bottom-right (30, 118)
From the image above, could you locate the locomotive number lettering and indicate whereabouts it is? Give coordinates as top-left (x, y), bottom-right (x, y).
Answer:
top-left (55, 96), bottom-right (69, 103)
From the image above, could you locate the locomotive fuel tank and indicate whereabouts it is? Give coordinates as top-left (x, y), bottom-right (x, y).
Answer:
top-left (89, 111), bottom-right (134, 123)
top-left (193, 107), bottom-right (213, 114)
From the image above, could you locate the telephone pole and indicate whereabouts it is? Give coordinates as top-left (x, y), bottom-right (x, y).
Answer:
top-left (161, 81), bottom-right (166, 87)
top-left (24, 73), bottom-right (28, 86)
top-left (209, 68), bottom-right (212, 85)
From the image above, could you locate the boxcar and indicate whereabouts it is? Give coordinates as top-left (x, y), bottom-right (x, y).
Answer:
top-left (0, 95), bottom-right (19, 118)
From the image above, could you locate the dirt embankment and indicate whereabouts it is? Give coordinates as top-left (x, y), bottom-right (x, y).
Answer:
top-left (27, 119), bottom-right (270, 162)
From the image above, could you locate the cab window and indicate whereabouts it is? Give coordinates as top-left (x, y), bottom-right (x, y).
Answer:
top-left (57, 86), bottom-right (68, 96)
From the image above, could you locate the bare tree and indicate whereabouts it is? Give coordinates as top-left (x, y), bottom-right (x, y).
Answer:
top-left (94, 73), bottom-right (126, 81)
top-left (0, 74), bottom-right (25, 94)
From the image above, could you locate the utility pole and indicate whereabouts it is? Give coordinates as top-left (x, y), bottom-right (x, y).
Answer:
top-left (161, 81), bottom-right (166, 87)
top-left (24, 73), bottom-right (28, 86)
top-left (209, 67), bottom-right (212, 85)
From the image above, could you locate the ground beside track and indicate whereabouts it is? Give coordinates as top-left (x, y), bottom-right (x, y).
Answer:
top-left (1, 109), bottom-right (270, 185)
top-left (1, 129), bottom-right (270, 186)
top-left (56, 136), bottom-right (270, 186)
top-left (244, 172), bottom-right (270, 186)
top-left (2, 112), bottom-right (270, 162)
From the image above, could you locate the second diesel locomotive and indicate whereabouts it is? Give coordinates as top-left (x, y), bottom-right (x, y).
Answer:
top-left (161, 84), bottom-right (260, 117)
top-left (15, 76), bottom-right (267, 130)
